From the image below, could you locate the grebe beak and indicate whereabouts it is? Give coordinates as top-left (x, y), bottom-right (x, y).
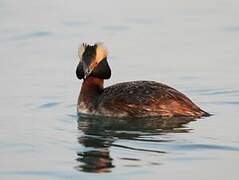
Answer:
top-left (84, 67), bottom-right (93, 79)
top-left (83, 61), bottom-right (97, 79)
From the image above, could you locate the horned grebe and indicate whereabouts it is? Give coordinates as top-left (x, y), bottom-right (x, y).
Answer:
top-left (76, 43), bottom-right (209, 118)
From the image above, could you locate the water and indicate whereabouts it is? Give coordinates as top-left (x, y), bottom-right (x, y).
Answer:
top-left (1, 0), bottom-right (239, 179)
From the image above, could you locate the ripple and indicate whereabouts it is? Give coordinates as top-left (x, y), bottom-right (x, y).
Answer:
top-left (172, 143), bottom-right (239, 152)
top-left (67, 113), bottom-right (78, 118)
top-left (203, 101), bottom-right (239, 105)
top-left (188, 88), bottom-right (239, 96)
top-left (0, 142), bottom-right (36, 153)
top-left (120, 157), bottom-right (141, 161)
top-left (168, 157), bottom-right (216, 161)
top-left (102, 25), bottom-right (130, 32)
top-left (111, 143), bottom-right (166, 154)
top-left (14, 31), bottom-right (53, 40)
top-left (203, 90), bottom-right (239, 96)
top-left (0, 171), bottom-right (79, 179)
top-left (38, 102), bottom-right (61, 109)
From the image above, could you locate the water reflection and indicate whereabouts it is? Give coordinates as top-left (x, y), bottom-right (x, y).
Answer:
top-left (75, 115), bottom-right (195, 173)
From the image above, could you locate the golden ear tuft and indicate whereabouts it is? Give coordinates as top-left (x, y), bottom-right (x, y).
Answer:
top-left (95, 42), bottom-right (108, 63)
top-left (78, 43), bottom-right (87, 60)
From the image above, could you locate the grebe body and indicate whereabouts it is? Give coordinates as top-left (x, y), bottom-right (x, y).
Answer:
top-left (76, 43), bottom-right (209, 118)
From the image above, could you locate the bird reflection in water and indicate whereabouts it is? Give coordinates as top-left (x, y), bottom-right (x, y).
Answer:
top-left (75, 115), bottom-right (195, 173)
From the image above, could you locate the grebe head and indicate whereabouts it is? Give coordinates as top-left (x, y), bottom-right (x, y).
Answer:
top-left (76, 43), bottom-right (111, 80)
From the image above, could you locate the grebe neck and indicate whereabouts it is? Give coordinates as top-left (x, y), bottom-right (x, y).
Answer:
top-left (79, 77), bottom-right (104, 111)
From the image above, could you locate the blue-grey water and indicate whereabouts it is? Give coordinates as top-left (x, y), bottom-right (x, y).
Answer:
top-left (1, 0), bottom-right (239, 179)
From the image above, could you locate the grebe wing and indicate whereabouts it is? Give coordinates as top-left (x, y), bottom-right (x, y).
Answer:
top-left (97, 81), bottom-right (203, 117)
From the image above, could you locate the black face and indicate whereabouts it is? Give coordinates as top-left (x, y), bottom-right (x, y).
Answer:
top-left (81, 45), bottom-right (97, 69)
top-left (76, 58), bottom-right (111, 80)
top-left (76, 45), bottom-right (111, 80)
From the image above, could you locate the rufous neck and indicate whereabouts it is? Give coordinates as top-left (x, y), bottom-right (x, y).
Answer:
top-left (79, 77), bottom-right (104, 107)
top-left (81, 77), bottom-right (104, 91)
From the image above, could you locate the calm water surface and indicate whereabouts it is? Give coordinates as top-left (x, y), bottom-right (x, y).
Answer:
top-left (1, 0), bottom-right (239, 179)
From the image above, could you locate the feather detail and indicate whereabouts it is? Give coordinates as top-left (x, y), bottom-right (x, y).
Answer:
top-left (78, 43), bottom-right (87, 61)
top-left (95, 42), bottom-right (108, 63)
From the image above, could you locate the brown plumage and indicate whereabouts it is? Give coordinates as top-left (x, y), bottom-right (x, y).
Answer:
top-left (78, 77), bottom-right (209, 118)
top-left (76, 43), bottom-right (209, 118)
